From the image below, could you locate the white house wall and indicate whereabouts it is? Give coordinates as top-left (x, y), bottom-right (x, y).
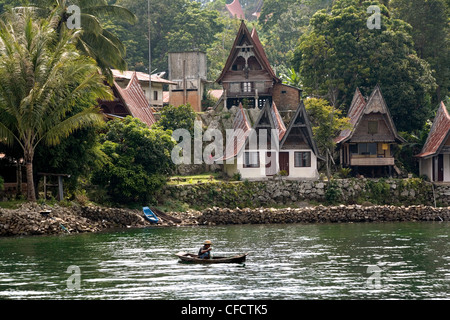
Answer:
top-left (444, 154), bottom-right (450, 182)
top-left (419, 158), bottom-right (433, 181)
top-left (286, 150), bottom-right (319, 180)
top-left (227, 149), bottom-right (319, 180)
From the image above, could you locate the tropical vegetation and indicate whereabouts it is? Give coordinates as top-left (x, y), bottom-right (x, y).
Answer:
top-left (0, 0), bottom-right (448, 205)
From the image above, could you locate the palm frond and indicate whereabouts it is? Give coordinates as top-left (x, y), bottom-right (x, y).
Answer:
top-left (0, 121), bottom-right (19, 148)
top-left (41, 107), bottom-right (104, 147)
top-left (85, 5), bottom-right (137, 25)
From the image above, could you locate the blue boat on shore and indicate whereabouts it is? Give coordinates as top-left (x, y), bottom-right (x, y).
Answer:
top-left (143, 207), bottom-right (159, 224)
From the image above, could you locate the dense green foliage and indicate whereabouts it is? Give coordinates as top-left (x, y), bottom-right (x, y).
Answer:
top-left (0, 10), bottom-right (112, 201)
top-left (156, 104), bottom-right (198, 134)
top-left (292, 0), bottom-right (437, 132)
top-left (305, 98), bottom-right (351, 179)
top-left (0, 0), bottom-right (448, 203)
top-left (92, 117), bottom-right (176, 205)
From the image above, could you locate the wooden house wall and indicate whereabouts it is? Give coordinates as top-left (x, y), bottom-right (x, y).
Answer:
top-left (350, 113), bottom-right (395, 143)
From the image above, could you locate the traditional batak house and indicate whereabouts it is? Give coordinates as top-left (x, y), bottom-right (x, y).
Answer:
top-left (416, 102), bottom-right (450, 182)
top-left (99, 72), bottom-right (157, 128)
top-left (335, 86), bottom-right (405, 177)
top-left (216, 21), bottom-right (320, 180)
top-left (215, 21), bottom-right (302, 119)
top-left (220, 99), bottom-right (321, 180)
top-left (279, 100), bottom-right (323, 179)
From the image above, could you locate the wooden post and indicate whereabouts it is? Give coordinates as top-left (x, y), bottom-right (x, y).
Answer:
top-left (58, 176), bottom-right (64, 201)
top-left (43, 175), bottom-right (47, 200)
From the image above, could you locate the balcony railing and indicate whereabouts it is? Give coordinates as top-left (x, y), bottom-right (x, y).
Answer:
top-left (350, 157), bottom-right (395, 166)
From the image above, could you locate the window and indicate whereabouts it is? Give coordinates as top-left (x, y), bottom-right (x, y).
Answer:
top-left (350, 144), bottom-right (358, 154)
top-left (368, 121), bottom-right (378, 134)
top-left (242, 82), bottom-right (252, 93)
top-left (358, 143), bottom-right (377, 155)
top-left (294, 152), bottom-right (311, 167)
top-left (153, 91), bottom-right (158, 101)
top-left (244, 152), bottom-right (260, 168)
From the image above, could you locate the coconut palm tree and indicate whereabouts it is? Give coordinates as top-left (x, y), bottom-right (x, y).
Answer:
top-left (0, 10), bottom-right (113, 201)
top-left (17, 0), bottom-right (137, 83)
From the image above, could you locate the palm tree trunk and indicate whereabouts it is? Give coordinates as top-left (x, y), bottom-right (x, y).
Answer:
top-left (24, 150), bottom-right (36, 202)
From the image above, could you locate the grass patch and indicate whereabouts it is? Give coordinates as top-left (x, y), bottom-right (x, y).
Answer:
top-left (167, 173), bottom-right (222, 185)
top-left (0, 199), bottom-right (27, 209)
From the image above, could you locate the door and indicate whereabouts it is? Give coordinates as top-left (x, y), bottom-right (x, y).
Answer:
top-left (279, 152), bottom-right (290, 176)
top-left (265, 152), bottom-right (277, 176)
top-left (433, 155), bottom-right (444, 182)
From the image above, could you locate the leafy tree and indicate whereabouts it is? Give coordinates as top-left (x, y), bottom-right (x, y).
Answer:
top-left (25, 0), bottom-right (137, 83)
top-left (391, 0), bottom-right (450, 103)
top-left (33, 125), bottom-right (107, 197)
top-left (305, 98), bottom-right (351, 180)
top-left (157, 104), bottom-right (198, 134)
top-left (114, 0), bottom-right (223, 76)
top-left (92, 117), bottom-right (176, 204)
top-left (292, 0), bottom-right (437, 132)
top-left (279, 67), bottom-right (303, 88)
top-left (258, 0), bottom-right (333, 68)
top-left (0, 11), bottom-right (112, 201)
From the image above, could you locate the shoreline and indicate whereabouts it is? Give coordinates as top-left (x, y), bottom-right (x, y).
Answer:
top-left (0, 202), bottom-right (449, 238)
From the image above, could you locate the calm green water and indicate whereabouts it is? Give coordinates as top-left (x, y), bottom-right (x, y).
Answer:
top-left (0, 222), bottom-right (448, 300)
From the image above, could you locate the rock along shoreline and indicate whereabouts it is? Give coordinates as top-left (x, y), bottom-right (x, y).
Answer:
top-left (0, 203), bottom-right (449, 238)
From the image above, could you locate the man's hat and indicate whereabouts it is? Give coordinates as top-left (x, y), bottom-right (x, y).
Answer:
top-left (204, 240), bottom-right (212, 245)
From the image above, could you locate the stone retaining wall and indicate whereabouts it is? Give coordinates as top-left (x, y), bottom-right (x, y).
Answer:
top-left (163, 178), bottom-right (439, 208)
top-left (198, 205), bottom-right (450, 225)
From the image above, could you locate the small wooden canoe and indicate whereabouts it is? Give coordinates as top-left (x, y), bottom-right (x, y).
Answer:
top-left (175, 252), bottom-right (248, 264)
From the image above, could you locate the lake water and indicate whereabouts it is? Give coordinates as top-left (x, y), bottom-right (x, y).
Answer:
top-left (0, 222), bottom-right (448, 300)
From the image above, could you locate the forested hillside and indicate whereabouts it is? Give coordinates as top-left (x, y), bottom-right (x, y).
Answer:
top-left (0, 0), bottom-right (448, 131)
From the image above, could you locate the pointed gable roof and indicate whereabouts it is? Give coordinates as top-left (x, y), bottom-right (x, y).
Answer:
top-left (271, 102), bottom-right (287, 141)
top-left (220, 100), bottom-right (286, 161)
top-left (416, 102), bottom-right (450, 159)
top-left (281, 101), bottom-right (323, 159)
top-left (226, 0), bottom-right (245, 19)
top-left (114, 72), bottom-right (156, 128)
top-left (252, 100), bottom-right (285, 136)
top-left (216, 21), bottom-right (280, 84)
top-left (335, 88), bottom-right (366, 144)
top-left (222, 103), bottom-right (251, 161)
top-left (335, 85), bottom-right (404, 144)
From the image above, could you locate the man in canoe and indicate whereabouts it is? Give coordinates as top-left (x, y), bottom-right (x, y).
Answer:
top-left (198, 240), bottom-right (213, 259)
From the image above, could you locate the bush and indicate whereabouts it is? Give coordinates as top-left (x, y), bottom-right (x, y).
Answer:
top-left (91, 117), bottom-right (175, 205)
top-left (0, 176), bottom-right (3, 191)
top-left (364, 179), bottom-right (390, 205)
top-left (325, 180), bottom-right (342, 204)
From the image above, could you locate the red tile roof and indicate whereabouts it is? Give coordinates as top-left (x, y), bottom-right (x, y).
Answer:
top-left (114, 72), bottom-right (156, 128)
top-left (416, 102), bottom-right (450, 158)
top-left (271, 102), bottom-right (287, 141)
top-left (226, 0), bottom-right (245, 19)
top-left (335, 88), bottom-right (366, 144)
